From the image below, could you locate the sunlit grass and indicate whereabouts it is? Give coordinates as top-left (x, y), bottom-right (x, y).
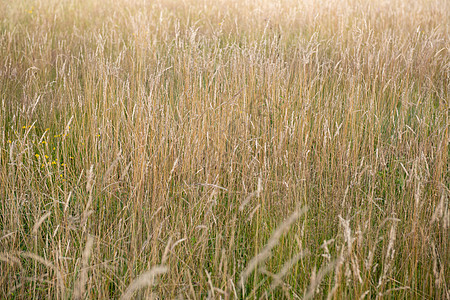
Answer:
top-left (0, 0), bottom-right (448, 298)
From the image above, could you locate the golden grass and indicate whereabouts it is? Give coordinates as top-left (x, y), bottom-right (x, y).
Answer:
top-left (0, 0), bottom-right (448, 298)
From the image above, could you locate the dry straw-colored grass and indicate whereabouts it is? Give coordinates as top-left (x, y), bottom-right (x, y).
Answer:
top-left (0, 0), bottom-right (448, 298)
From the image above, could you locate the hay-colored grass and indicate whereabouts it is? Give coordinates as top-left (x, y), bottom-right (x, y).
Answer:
top-left (0, 0), bottom-right (448, 298)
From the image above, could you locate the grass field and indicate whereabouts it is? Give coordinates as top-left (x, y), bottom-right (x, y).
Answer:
top-left (0, 0), bottom-right (448, 298)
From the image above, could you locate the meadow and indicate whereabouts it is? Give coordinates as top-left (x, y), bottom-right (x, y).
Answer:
top-left (0, 0), bottom-right (448, 298)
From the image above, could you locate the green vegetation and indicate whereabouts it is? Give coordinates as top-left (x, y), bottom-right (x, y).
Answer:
top-left (0, 0), bottom-right (448, 298)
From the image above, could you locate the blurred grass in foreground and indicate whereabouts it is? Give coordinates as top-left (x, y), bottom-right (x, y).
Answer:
top-left (0, 0), bottom-right (448, 298)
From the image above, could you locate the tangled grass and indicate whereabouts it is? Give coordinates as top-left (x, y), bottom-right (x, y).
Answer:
top-left (0, 0), bottom-right (448, 298)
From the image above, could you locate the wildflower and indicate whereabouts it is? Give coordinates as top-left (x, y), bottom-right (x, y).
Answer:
top-left (7, 140), bottom-right (11, 143)
top-left (53, 147), bottom-right (56, 150)
top-left (61, 163), bottom-right (66, 167)
top-left (60, 174), bottom-right (63, 178)
top-left (45, 128), bottom-right (50, 131)
top-left (44, 155), bottom-right (49, 159)
top-left (22, 126), bottom-right (26, 129)
top-left (41, 141), bottom-right (47, 144)
top-left (35, 154), bottom-right (40, 158)
top-left (51, 161), bottom-right (57, 165)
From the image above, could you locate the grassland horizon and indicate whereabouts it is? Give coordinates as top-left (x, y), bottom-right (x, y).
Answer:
top-left (0, 0), bottom-right (448, 298)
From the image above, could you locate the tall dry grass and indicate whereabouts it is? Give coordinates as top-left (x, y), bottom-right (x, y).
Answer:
top-left (0, 0), bottom-right (448, 298)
